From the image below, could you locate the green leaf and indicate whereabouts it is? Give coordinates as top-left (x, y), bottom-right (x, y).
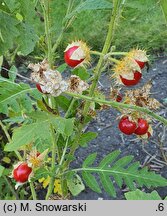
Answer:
top-left (79, 132), bottom-right (98, 147)
top-left (125, 189), bottom-right (162, 200)
top-left (72, 67), bottom-right (90, 81)
top-left (5, 111), bottom-right (74, 151)
top-left (99, 173), bottom-right (116, 197)
top-left (0, 78), bottom-right (40, 114)
top-left (83, 153), bottom-right (97, 167)
top-left (55, 96), bottom-right (71, 112)
top-left (79, 151), bottom-right (167, 197)
top-left (4, 0), bottom-right (19, 12)
top-left (0, 165), bottom-right (4, 177)
top-left (66, 0), bottom-right (113, 19)
top-left (17, 22), bottom-right (38, 55)
top-left (8, 65), bottom-right (17, 82)
top-left (57, 63), bottom-right (67, 73)
top-left (82, 171), bottom-right (101, 193)
top-left (0, 11), bottom-right (19, 55)
top-left (33, 168), bottom-right (50, 180)
top-left (67, 174), bottom-right (85, 196)
top-left (4, 120), bottom-right (51, 152)
top-left (99, 150), bottom-right (120, 168)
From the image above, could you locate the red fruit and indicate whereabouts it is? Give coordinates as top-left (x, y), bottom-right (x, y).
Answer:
top-left (13, 163), bottom-right (32, 183)
top-left (134, 118), bottom-right (149, 135)
top-left (36, 152), bottom-right (40, 157)
top-left (120, 71), bottom-right (142, 86)
top-left (119, 117), bottom-right (137, 135)
top-left (135, 60), bottom-right (145, 69)
top-left (64, 46), bottom-right (84, 67)
top-left (36, 83), bottom-right (43, 93)
top-left (116, 94), bottom-right (122, 102)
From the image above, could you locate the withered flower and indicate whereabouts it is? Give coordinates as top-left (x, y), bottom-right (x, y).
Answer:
top-left (27, 149), bottom-right (48, 169)
top-left (29, 59), bottom-right (68, 97)
top-left (67, 75), bottom-right (89, 94)
top-left (124, 82), bottom-right (161, 110)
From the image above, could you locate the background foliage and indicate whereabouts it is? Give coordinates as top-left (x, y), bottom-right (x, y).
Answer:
top-left (0, 0), bottom-right (166, 59)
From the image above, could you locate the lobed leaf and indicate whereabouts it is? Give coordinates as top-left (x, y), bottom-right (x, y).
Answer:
top-left (79, 151), bottom-right (167, 197)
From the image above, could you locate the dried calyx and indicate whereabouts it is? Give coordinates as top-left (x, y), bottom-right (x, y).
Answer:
top-left (124, 82), bottom-right (161, 110)
top-left (28, 59), bottom-right (89, 96)
top-left (67, 75), bottom-right (89, 94)
top-left (29, 59), bottom-right (68, 96)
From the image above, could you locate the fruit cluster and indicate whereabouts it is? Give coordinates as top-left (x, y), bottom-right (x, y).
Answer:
top-left (28, 41), bottom-right (160, 141)
top-left (119, 116), bottom-right (150, 137)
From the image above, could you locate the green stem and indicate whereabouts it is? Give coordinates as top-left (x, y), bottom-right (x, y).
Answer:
top-left (59, 138), bottom-right (69, 167)
top-left (52, 29), bottom-right (65, 53)
top-left (45, 128), bottom-right (59, 200)
top-left (66, 0), bottom-right (74, 16)
top-left (65, 91), bottom-right (167, 126)
top-left (30, 181), bottom-right (37, 200)
top-left (58, 138), bottom-right (69, 197)
top-left (65, 0), bottom-right (123, 164)
top-left (90, 50), bottom-right (127, 57)
top-left (41, 0), bottom-right (53, 67)
top-left (45, 98), bottom-right (75, 199)
top-left (3, 176), bottom-right (19, 200)
top-left (0, 120), bottom-right (22, 161)
top-left (83, 0), bottom-right (122, 117)
top-left (110, 51), bottom-right (127, 55)
top-left (65, 98), bottom-right (76, 118)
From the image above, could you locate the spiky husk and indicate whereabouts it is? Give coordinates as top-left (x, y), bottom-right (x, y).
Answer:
top-left (112, 56), bottom-right (141, 84)
top-left (65, 40), bottom-right (91, 66)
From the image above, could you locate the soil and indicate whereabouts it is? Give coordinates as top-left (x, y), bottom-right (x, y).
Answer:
top-left (71, 56), bottom-right (167, 200)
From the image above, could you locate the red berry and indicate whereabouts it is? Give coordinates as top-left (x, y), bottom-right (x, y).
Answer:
top-left (13, 163), bottom-right (32, 183)
top-left (135, 60), bottom-right (145, 69)
top-left (64, 46), bottom-right (84, 67)
top-left (134, 118), bottom-right (149, 135)
top-left (120, 71), bottom-right (142, 86)
top-left (119, 116), bottom-right (137, 135)
top-left (36, 83), bottom-right (43, 93)
top-left (36, 152), bottom-right (40, 157)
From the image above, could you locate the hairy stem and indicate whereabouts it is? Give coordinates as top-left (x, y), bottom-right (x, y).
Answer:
top-left (65, 0), bottom-right (123, 165)
top-left (65, 92), bottom-right (167, 126)
top-left (30, 181), bottom-right (37, 200)
top-left (65, 98), bottom-right (76, 118)
top-left (83, 0), bottom-right (122, 116)
top-left (41, 0), bottom-right (53, 67)
top-left (45, 128), bottom-right (59, 200)
top-left (45, 98), bottom-right (75, 199)
top-left (90, 50), bottom-right (127, 57)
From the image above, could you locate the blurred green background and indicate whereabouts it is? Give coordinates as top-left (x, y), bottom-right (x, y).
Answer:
top-left (0, 0), bottom-right (166, 60)
top-left (54, 0), bottom-right (167, 54)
